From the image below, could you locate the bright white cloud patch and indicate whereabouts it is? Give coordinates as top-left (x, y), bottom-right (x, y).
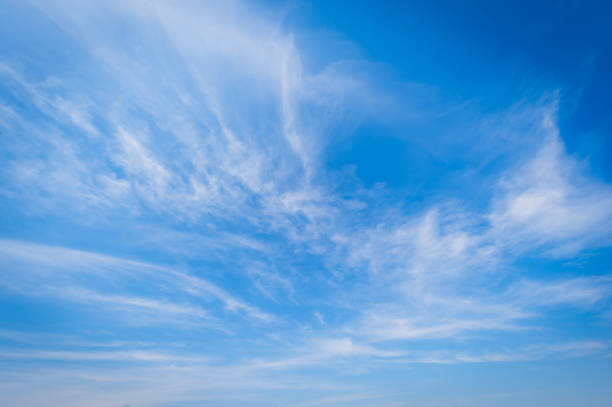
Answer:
top-left (490, 132), bottom-right (612, 257)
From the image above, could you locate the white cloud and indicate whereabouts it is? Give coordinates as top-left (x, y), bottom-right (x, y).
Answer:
top-left (314, 337), bottom-right (404, 358)
top-left (0, 349), bottom-right (209, 363)
top-left (505, 277), bottom-right (612, 308)
top-left (314, 311), bottom-right (326, 325)
top-left (489, 107), bottom-right (612, 257)
top-left (0, 239), bottom-right (276, 325)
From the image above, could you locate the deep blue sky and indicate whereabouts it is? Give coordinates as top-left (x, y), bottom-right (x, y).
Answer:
top-left (1, 1), bottom-right (612, 406)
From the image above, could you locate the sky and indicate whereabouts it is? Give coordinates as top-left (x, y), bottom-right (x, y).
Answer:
top-left (1, 1), bottom-right (612, 406)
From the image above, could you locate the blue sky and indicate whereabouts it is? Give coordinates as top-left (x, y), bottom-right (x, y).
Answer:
top-left (1, 1), bottom-right (612, 406)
